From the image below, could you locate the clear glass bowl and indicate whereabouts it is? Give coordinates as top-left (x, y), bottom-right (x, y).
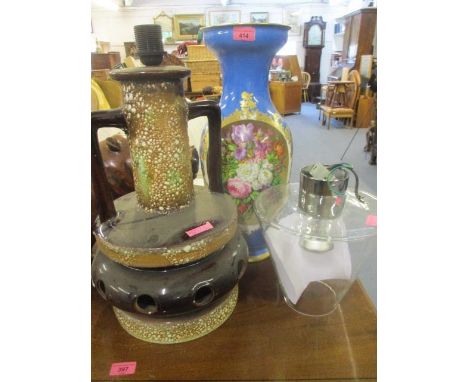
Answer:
top-left (254, 183), bottom-right (377, 316)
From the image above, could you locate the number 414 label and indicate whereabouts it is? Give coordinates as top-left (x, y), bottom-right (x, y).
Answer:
top-left (233, 26), bottom-right (256, 41)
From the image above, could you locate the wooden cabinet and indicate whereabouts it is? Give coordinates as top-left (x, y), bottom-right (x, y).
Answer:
top-left (269, 81), bottom-right (302, 115)
top-left (91, 52), bottom-right (121, 70)
top-left (356, 94), bottom-right (376, 128)
top-left (339, 7), bottom-right (376, 70)
top-left (304, 47), bottom-right (323, 99)
top-left (269, 55), bottom-right (302, 114)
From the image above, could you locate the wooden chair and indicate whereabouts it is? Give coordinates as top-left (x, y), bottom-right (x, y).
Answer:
top-left (320, 70), bottom-right (361, 129)
top-left (318, 84), bottom-right (328, 121)
top-left (301, 71), bottom-right (311, 102)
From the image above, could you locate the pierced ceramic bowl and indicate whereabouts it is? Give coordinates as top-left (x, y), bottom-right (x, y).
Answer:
top-left (92, 230), bottom-right (248, 317)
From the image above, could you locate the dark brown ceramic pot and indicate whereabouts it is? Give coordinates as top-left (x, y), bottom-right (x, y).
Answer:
top-left (91, 230), bottom-right (247, 317)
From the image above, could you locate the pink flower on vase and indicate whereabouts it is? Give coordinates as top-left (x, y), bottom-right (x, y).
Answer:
top-left (231, 123), bottom-right (255, 145)
top-left (227, 178), bottom-right (252, 199)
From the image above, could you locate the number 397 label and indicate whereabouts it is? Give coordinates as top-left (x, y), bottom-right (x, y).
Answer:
top-left (109, 361), bottom-right (137, 376)
top-left (233, 26), bottom-right (256, 41)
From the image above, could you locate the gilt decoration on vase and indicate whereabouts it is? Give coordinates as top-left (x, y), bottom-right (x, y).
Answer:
top-left (201, 23), bottom-right (293, 261)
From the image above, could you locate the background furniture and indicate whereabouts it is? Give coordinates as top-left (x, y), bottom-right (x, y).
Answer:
top-left (269, 55), bottom-right (302, 114)
top-left (269, 81), bottom-right (302, 114)
top-left (303, 47), bottom-right (324, 100)
top-left (91, 69), bottom-right (111, 81)
top-left (97, 41), bottom-right (111, 54)
top-left (91, 78), bottom-right (122, 111)
top-left (338, 7), bottom-right (377, 71)
top-left (301, 71), bottom-right (311, 102)
top-left (185, 45), bottom-right (222, 92)
top-left (320, 70), bottom-right (361, 129)
top-left (91, 52), bottom-right (121, 70)
top-left (365, 121), bottom-right (377, 165)
top-left (356, 92), bottom-right (376, 128)
top-left (92, 258), bottom-right (376, 381)
top-left (303, 17), bottom-right (326, 101)
top-left (326, 62), bottom-right (354, 82)
top-left (330, 52), bottom-right (342, 68)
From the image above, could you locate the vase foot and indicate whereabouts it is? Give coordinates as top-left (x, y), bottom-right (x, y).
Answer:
top-left (113, 286), bottom-right (238, 344)
top-left (242, 226), bottom-right (270, 262)
top-left (248, 249), bottom-right (270, 263)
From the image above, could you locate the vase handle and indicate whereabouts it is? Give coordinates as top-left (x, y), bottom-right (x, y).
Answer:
top-left (91, 108), bottom-right (128, 223)
top-left (188, 100), bottom-right (223, 193)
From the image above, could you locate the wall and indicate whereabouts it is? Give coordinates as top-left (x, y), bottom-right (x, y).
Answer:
top-left (284, 4), bottom-right (348, 83)
top-left (91, 2), bottom-right (348, 84)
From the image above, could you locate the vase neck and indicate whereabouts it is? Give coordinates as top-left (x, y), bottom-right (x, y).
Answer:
top-left (220, 52), bottom-right (274, 93)
top-left (219, 51), bottom-right (271, 98)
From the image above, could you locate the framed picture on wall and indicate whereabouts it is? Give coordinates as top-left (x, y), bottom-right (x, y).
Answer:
top-left (283, 9), bottom-right (300, 35)
top-left (208, 10), bottom-right (241, 26)
top-left (250, 12), bottom-right (269, 24)
top-left (173, 14), bottom-right (205, 41)
top-left (124, 42), bottom-right (138, 58)
top-left (153, 11), bottom-right (174, 43)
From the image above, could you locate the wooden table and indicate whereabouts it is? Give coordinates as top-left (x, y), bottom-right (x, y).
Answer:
top-left (92, 258), bottom-right (376, 381)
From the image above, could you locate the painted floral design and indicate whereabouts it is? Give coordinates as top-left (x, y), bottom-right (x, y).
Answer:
top-left (226, 178), bottom-right (252, 199)
top-left (222, 121), bottom-right (288, 217)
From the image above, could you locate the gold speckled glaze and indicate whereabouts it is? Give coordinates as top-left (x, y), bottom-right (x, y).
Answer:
top-left (120, 79), bottom-right (193, 212)
top-left (95, 219), bottom-right (237, 268)
top-left (94, 187), bottom-right (238, 268)
top-left (113, 286), bottom-right (238, 344)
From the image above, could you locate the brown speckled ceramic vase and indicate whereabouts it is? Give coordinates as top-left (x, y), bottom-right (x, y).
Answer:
top-left (91, 64), bottom-right (247, 344)
top-left (103, 66), bottom-right (222, 212)
top-left (121, 78), bottom-right (192, 211)
top-left (91, 67), bottom-right (237, 268)
top-left (92, 66), bottom-right (223, 218)
top-left (91, 66), bottom-right (232, 268)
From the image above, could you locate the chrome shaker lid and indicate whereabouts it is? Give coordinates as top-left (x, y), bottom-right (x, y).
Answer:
top-left (299, 164), bottom-right (349, 215)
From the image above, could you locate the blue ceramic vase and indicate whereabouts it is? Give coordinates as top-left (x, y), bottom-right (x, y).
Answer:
top-left (201, 24), bottom-right (293, 262)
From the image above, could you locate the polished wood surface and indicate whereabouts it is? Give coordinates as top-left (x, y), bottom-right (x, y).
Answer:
top-left (269, 81), bottom-right (302, 114)
top-left (356, 94), bottom-right (376, 128)
top-left (92, 52), bottom-right (122, 70)
top-left (304, 47), bottom-right (324, 100)
top-left (302, 16), bottom-right (325, 96)
top-left (92, 258), bottom-right (376, 381)
top-left (338, 8), bottom-right (376, 71)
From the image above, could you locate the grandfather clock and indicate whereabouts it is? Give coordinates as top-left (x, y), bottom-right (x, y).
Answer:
top-left (303, 16), bottom-right (326, 101)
